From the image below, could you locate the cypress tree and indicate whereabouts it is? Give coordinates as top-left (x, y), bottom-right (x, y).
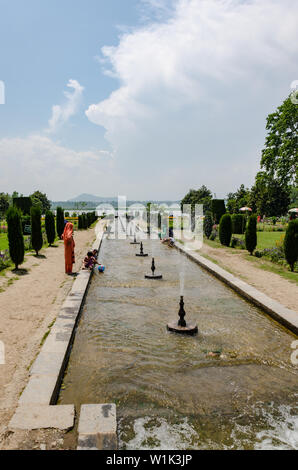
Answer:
top-left (30, 206), bottom-right (43, 256)
top-left (211, 199), bottom-right (226, 224)
top-left (203, 211), bottom-right (213, 239)
top-left (56, 206), bottom-right (65, 239)
top-left (83, 213), bottom-right (88, 229)
top-left (245, 214), bottom-right (257, 255)
top-left (219, 214), bottom-right (232, 247)
top-left (284, 219), bottom-right (298, 272)
top-left (45, 210), bottom-right (56, 246)
top-left (6, 206), bottom-right (25, 270)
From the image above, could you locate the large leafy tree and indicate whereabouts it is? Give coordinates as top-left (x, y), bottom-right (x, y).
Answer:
top-left (249, 172), bottom-right (290, 216)
top-left (226, 184), bottom-right (250, 213)
top-left (181, 186), bottom-right (212, 214)
top-left (261, 96), bottom-right (298, 186)
top-left (30, 190), bottom-right (51, 214)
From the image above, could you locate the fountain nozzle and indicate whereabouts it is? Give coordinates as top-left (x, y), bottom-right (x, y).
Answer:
top-left (136, 242), bottom-right (148, 257)
top-left (167, 295), bottom-right (198, 336)
top-left (178, 296), bottom-right (186, 327)
top-left (145, 257), bottom-right (162, 279)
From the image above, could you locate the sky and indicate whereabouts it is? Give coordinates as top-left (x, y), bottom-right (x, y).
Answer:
top-left (0, 0), bottom-right (297, 201)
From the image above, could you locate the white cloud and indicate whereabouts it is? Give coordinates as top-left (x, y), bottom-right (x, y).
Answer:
top-left (86, 0), bottom-right (298, 199)
top-left (47, 79), bottom-right (84, 134)
top-left (0, 135), bottom-right (114, 200)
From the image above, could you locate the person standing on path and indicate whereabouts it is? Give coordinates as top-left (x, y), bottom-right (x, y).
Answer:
top-left (62, 222), bottom-right (75, 274)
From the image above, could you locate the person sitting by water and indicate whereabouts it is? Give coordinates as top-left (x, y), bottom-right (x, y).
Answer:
top-left (161, 236), bottom-right (175, 247)
top-left (82, 251), bottom-right (97, 270)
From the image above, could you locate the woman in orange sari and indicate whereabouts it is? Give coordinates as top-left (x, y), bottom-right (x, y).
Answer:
top-left (62, 222), bottom-right (75, 274)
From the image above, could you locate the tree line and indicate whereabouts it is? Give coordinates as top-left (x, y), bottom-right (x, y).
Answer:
top-left (4, 201), bottom-right (97, 271)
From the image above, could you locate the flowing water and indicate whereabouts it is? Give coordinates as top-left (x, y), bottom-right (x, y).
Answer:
top-left (59, 234), bottom-right (298, 450)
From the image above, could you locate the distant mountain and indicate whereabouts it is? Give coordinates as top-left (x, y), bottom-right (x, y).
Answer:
top-left (67, 194), bottom-right (117, 202)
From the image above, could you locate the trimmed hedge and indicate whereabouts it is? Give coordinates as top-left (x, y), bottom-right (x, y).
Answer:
top-left (245, 215), bottom-right (257, 255)
top-left (6, 206), bottom-right (25, 269)
top-left (203, 211), bottom-right (213, 239)
top-left (219, 214), bottom-right (232, 246)
top-left (212, 199), bottom-right (226, 224)
top-left (56, 207), bottom-right (65, 239)
top-left (284, 219), bottom-right (298, 272)
top-left (31, 206), bottom-right (43, 256)
top-left (45, 210), bottom-right (56, 246)
top-left (78, 211), bottom-right (97, 230)
top-left (13, 197), bottom-right (32, 216)
top-left (232, 214), bottom-right (246, 234)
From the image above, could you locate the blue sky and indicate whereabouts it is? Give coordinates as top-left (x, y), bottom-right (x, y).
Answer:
top-left (0, 0), bottom-right (297, 201)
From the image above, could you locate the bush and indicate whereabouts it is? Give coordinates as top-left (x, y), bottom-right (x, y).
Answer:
top-left (31, 206), bottom-right (43, 255)
top-left (245, 215), bottom-right (257, 255)
top-left (231, 237), bottom-right (245, 249)
top-left (284, 219), bottom-right (298, 272)
top-left (211, 200), bottom-right (226, 224)
top-left (45, 210), bottom-right (56, 246)
top-left (209, 230), bottom-right (217, 241)
top-left (6, 206), bottom-right (25, 270)
top-left (0, 249), bottom-right (10, 271)
top-left (56, 207), bottom-right (65, 239)
top-left (219, 214), bottom-right (232, 247)
top-left (231, 214), bottom-right (246, 234)
top-left (203, 211), bottom-right (213, 239)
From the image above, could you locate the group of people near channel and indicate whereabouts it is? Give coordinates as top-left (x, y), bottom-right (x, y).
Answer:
top-left (62, 221), bottom-right (174, 275)
top-left (62, 222), bottom-right (104, 275)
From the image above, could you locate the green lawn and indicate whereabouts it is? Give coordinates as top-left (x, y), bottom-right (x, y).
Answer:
top-left (237, 231), bottom-right (285, 250)
top-left (205, 231), bottom-right (285, 251)
top-left (0, 233), bottom-right (9, 251)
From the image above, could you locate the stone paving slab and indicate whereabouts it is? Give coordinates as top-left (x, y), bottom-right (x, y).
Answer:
top-left (19, 374), bottom-right (58, 405)
top-left (41, 330), bottom-right (71, 354)
top-left (30, 351), bottom-right (67, 377)
top-left (9, 405), bottom-right (75, 431)
top-left (77, 404), bottom-right (117, 450)
top-left (176, 242), bottom-right (298, 335)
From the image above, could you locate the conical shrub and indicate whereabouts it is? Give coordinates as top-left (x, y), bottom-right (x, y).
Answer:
top-left (6, 206), bottom-right (25, 270)
top-left (284, 219), bottom-right (298, 272)
top-left (204, 211), bottom-right (213, 239)
top-left (45, 210), bottom-right (56, 246)
top-left (31, 206), bottom-right (43, 256)
top-left (56, 207), bottom-right (65, 239)
top-left (245, 214), bottom-right (257, 255)
top-left (219, 214), bottom-right (232, 246)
